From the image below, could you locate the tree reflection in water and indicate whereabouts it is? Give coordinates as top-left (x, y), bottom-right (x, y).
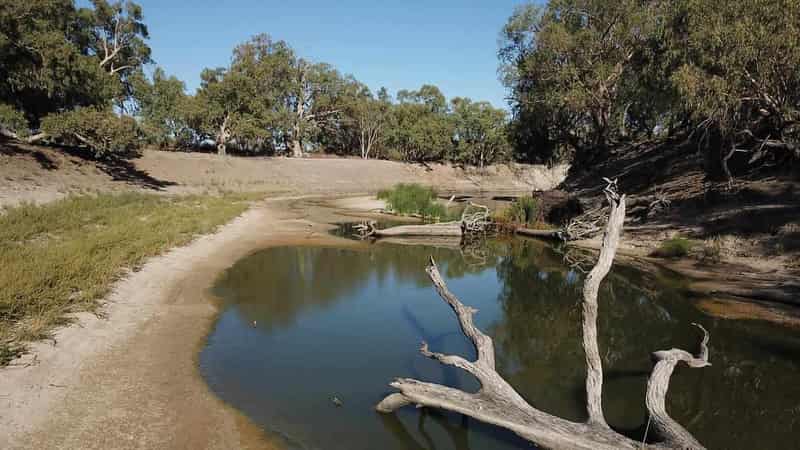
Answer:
top-left (202, 239), bottom-right (800, 450)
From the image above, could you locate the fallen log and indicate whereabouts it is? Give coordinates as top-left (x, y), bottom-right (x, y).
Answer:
top-left (369, 223), bottom-right (462, 237)
top-left (356, 202), bottom-right (490, 239)
top-left (515, 227), bottom-right (565, 240)
top-left (376, 181), bottom-right (711, 450)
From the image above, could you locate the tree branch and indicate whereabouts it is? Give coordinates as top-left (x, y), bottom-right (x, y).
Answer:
top-left (376, 181), bottom-right (709, 450)
top-left (581, 182), bottom-right (626, 427)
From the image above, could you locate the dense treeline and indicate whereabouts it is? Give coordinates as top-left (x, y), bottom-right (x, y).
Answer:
top-left (0, 1), bottom-right (509, 165)
top-left (3, 0), bottom-right (797, 175)
top-left (500, 0), bottom-right (800, 177)
top-left (0, 0), bottom-right (150, 155)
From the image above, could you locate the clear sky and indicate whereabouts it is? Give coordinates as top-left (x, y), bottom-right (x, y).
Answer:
top-left (84, 0), bottom-right (532, 108)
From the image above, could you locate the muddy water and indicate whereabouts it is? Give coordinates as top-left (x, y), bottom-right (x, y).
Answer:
top-left (200, 238), bottom-right (800, 450)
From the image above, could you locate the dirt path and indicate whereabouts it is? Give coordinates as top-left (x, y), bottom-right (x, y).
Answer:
top-left (0, 197), bottom-right (369, 449)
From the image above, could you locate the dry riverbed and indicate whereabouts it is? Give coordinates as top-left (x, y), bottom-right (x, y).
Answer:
top-left (0, 196), bottom-right (380, 449)
top-left (2, 193), bottom-right (798, 449)
top-left (1, 144), bottom-right (797, 449)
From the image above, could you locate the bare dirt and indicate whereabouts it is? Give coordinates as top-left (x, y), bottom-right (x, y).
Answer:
top-left (562, 138), bottom-right (800, 322)
top-left (1, 140), bottom-right (797, 448)
top-left (0, 142), bottom-right (566, 208)
top-left (0, 142), bottom-right (566, 449)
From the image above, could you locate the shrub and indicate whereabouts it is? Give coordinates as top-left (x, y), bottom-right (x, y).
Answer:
top-left (377, 183), bottom-right (449, 220)
top-left (41, 108), bottom-right (141, 157)
top-left (504, 196), bottom-right (539, 225)
top-left (651, 237), bottom-right (693, 258)
top-left (0, 104), bottom-right (29, 137)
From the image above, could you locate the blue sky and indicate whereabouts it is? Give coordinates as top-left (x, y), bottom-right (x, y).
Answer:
top-left (84, 0), bottom-right (532, 108)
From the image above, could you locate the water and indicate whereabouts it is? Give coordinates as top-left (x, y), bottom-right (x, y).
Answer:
top-left (200, 238), bottom-right (800, 450)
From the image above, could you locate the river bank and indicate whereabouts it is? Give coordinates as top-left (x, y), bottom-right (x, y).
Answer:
top-left (0, 140), bottom-right (564, 449)
top-left (2, 192), bottom-right (799, 449)
top-left (1, 143), bottom-right (797, 449)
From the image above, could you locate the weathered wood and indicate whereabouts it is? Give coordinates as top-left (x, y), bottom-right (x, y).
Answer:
top-left (645, 323), bottom-right (711, 448)
top-left (515, 227), bottom-right (565, 240)
top-left (376, 182), bottom-right (711, 450)
top-left (580, 190), bottom-right (626, 427)
top-left (357, 201), bottom-right (490, 239)
top-left (371, 223), bottom-right (462, 237)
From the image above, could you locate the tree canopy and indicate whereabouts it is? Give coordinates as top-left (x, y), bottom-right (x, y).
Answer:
top-left (500, 0), bottom-right (800, 175)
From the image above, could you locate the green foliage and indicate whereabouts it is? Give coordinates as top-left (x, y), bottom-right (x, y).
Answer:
top-left (667, 0), bottom-right (800, 175)
top-left (0, 191), bottom-right (260, 364)
top-left (333, 85), bottom-right (392, 158)
top-left (500, 1), bottom-right (661, 162)
top-left (651, 237), bottom-right (693, 258)
top-left (450, 97), bottom-right (510, 167)
top-left (504, 196), bottom-right (539, 225)
top-left (500, 0), bottom-right (800, 172)
top-left (40, 107), bottom-right (140, 157)
top-left (386, 101), bottom-right (454, 162)
top-left (377, 183), bottom-right (449, 220)
top-left (0, 0), bottom-right (150, 125)
top-left (0, 103), bottom-right (29, 137)
top-left (131, 68), bottom-right (193, 148)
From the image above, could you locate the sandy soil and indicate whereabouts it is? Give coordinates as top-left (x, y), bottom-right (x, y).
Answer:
top-left (0, 196), bottom-right (378, 449)
top-left (0, 144), bottom-right (568, 449)
top-left (1, 141), bottom-right (796, 448)
top-left (0, 143), bottom-right (567, 208)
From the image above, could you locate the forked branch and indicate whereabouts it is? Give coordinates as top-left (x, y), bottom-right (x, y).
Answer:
top-left (376, 183), bottom-right (711, 450)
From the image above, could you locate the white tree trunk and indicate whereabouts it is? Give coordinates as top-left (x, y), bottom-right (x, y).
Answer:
top-left (217, 114), bottom-right (230, 157)
top-left (376, 182), bottom-right (711, 450)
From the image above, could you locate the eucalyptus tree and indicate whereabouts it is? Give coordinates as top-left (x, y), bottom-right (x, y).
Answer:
top-left (450, 97), bottom-right (511, 168)
top-left (87, 0), bottom-right (151, 78)
top-left (666, 0), bottom-right (800, 178)
top-left (283, 60), bottom-right (356, 157)
top-left (337, 84), bottom-right (392, 159)
top-left (500, 0), bottom-right (662, 161)
top-left (0, 0), bottom-right (116, 125)
top-left (386, 85), bottom-right (454, 162)
top-left (0, 0), bottom-right (150, 157)
top-left (397, 84), bottom-right (448, 114)
top-left (189, 68), bottom-right (260, 156)
top-left (130, 68), bottom-right (193, 148)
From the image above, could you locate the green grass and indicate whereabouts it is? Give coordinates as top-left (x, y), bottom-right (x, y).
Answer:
top-left (0, 191), bottom-right (262, 364)
top-left (651, 236), bottom-right (693, 258)
top-left (377, 183), bottom-right (451, 220)
top-left (503, 196), bottom-right (540, 225)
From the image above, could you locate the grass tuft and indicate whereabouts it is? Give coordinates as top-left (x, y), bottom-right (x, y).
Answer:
top-left (651, 236), bottom-right (693, 258)
top-left (0, 191), bottom-right (262, 364)
top-left (503, 196), bottom-right (540, 225)
top-left (377, 183), bottom-right (451, 220)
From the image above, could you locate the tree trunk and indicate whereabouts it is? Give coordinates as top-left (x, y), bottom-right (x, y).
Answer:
top-left (217, 114), bottom-right (230, 157)
top-left (293, 82), bottom-right (305, 158)
top-left (291, 136), bottom-right (303, 158)
top-left (371, 223), bottom-right (462, 237)
top-left (376, 182), bottom-right (711, 450)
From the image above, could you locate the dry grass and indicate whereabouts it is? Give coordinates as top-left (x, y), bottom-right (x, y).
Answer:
top-left (650, 236), bottom-right (694, 258)
top-left (0, 191), bottom-right (262, 364)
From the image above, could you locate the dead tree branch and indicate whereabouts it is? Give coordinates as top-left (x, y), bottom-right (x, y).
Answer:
top-left (356, 201), bottom-right (491, 239)
top-left (376, 183), bottom-right (710, 450)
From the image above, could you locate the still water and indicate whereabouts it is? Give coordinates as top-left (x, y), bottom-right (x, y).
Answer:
top-left (200, 238), bottom-right (800, 450)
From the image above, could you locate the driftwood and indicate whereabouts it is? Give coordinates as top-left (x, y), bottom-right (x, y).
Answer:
top-left (376, 183), bottom-right (711, 450)
top-left (356, 202), bottom-right (490, 239)
top-left (515, 227), bottom-right (565, 240)
top-left (362, 222), bottom-right (463, 237)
